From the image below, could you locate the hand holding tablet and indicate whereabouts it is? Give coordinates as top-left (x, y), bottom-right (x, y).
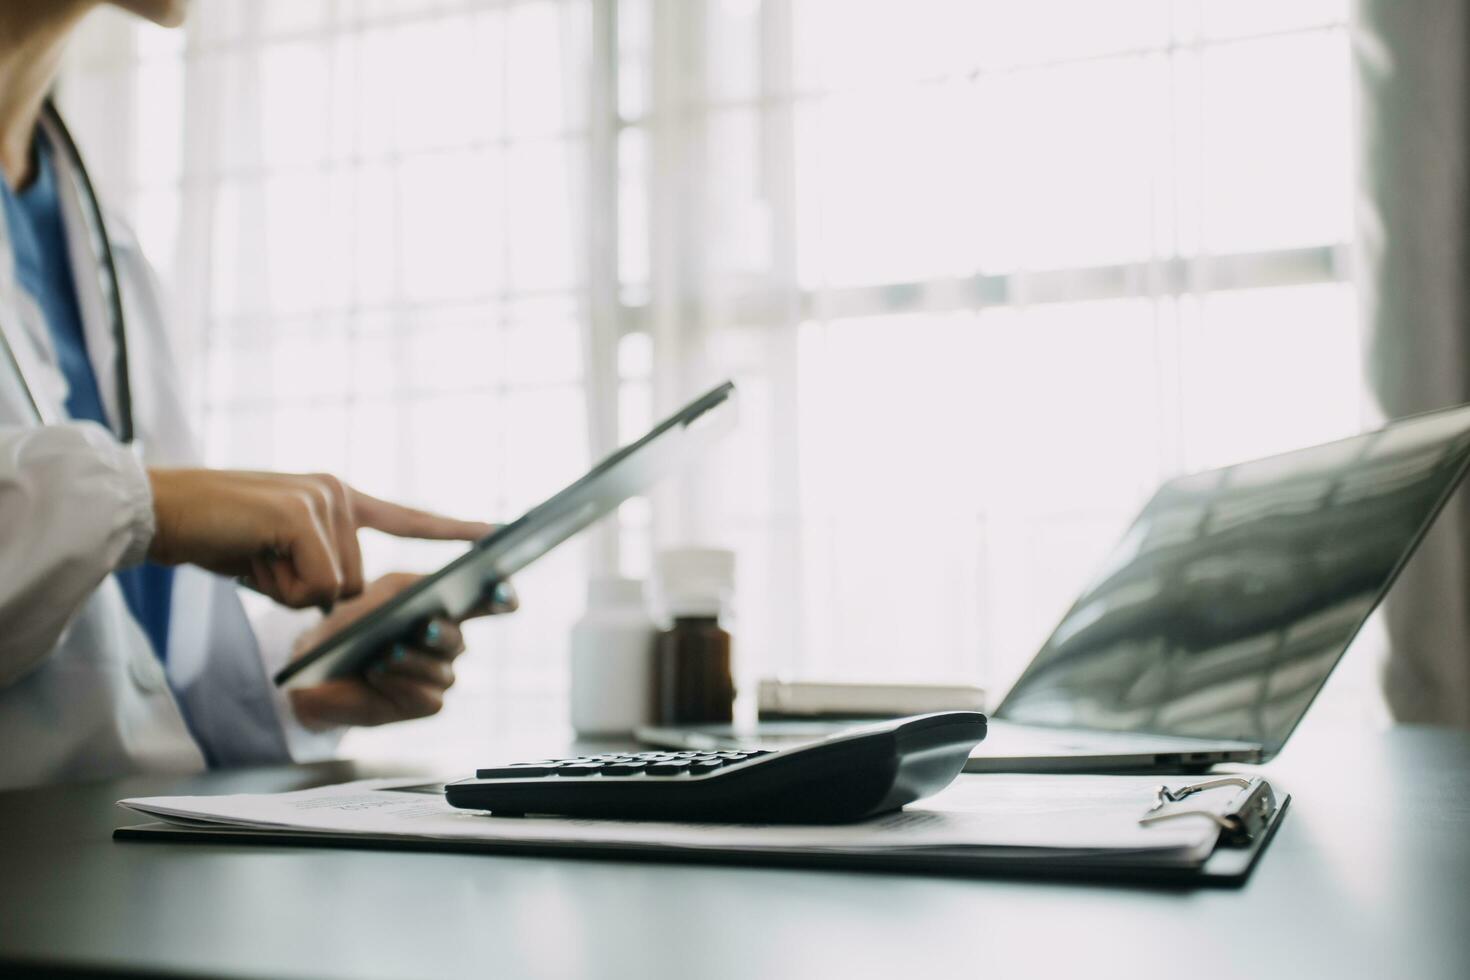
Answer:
top-left (285, 572), bottom-right (520, 729)
top-left (274, 381), bottom-right (737, 690)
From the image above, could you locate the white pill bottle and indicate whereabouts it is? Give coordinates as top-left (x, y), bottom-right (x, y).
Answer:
top-left (568, 577), bottom-right (658, 737)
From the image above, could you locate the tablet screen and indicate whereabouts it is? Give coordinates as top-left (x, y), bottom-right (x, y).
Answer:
top-left (275, 381), bottom-right (736, 689)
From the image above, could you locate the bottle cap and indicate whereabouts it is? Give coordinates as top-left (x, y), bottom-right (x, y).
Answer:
top-left (656, 548), bottom-right (735, 618)
top-left (588, 577), bottom-right (645, 608)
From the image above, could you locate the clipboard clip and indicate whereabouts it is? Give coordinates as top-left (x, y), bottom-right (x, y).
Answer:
top-left (1139, 775), bottom-right (1276, 847)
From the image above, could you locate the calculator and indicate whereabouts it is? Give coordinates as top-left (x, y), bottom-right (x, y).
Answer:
top-left (445, 711), bottom-right (987, 824)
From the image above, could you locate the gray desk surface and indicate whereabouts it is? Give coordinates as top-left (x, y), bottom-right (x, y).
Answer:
top-left (1, 724), bottom-right (1466, 980)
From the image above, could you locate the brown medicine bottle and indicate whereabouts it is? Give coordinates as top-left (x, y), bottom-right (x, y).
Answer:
top-left (653, 548), bottom-right (736, 725)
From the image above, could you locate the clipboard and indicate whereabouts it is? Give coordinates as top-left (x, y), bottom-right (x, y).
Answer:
top-left (113, 775), bottom-right (1289, 888)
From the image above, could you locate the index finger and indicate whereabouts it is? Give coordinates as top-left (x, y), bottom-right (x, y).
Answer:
top-left (349, 489), bottom-right (495, 541)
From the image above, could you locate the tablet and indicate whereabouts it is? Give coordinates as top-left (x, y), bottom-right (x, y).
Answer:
top-left (274, 381), bottom-right (736, 689)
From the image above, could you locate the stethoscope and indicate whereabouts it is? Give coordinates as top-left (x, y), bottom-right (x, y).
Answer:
top-left (0, 99), bottom-right (135, 443)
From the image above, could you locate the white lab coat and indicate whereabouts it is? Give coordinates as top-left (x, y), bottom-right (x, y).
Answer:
top-left (0, 114), bottom-right (336, 790)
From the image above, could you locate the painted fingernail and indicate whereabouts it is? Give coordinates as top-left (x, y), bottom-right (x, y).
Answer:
top-left (494, 582), bottom-right (515, 606)
top-left (392, 644), bottom-right (407, 664)
top-left (424, 622), bottom-right (442, 647)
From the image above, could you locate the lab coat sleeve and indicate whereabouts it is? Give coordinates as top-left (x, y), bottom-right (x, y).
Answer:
top-left (0, 421), bottom-right (154, 687)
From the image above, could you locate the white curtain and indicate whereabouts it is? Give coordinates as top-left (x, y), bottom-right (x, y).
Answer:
top-left (631, 0), bottom-right (1373, 710)
top-left (60, 0), bottom-right (1383, 760)
top-left (1356, 0), bottom-right (1470, 728)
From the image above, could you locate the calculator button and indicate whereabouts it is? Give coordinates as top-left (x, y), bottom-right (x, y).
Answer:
top-left (690, 760), bottom-right (725, 773)
top-left (557, 764), bottom-right (603, 776)
top-left (475, 766), bottom-right (557, 779)
top-left (646, 761), bottom-right (692, 775)
top-left (604, 762), bottom-right (648, 775)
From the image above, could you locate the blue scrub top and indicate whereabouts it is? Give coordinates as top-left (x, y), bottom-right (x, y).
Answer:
top-left (0, 135), bottom-right (174, 662)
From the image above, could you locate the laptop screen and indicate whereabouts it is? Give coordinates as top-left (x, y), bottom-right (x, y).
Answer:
top-left (996, 404), bottom-right (1470, 757)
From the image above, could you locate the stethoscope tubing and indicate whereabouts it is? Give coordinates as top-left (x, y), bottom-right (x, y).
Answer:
top-left (19, 99), bottom-right (135, 444)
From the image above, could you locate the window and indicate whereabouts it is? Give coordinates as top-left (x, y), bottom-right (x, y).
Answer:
top-left (615, 0), bottom-right (1364, 704)
top-left (62, 0), bottom-right (1371, 758)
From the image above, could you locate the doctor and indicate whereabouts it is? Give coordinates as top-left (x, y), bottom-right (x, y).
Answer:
top-left (0, 0), bottom-right (517, 790)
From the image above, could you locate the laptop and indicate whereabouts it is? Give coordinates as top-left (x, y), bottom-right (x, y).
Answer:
top-left (637, 404), bottom-right (1470, 772)
top-left (968, 402), bottom-right (1470, 772)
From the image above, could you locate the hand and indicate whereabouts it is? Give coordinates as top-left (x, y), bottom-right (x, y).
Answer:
top-left (287, 572), bottom-right (519, 730)
top-left (146, 469), bottom-right (492, 609)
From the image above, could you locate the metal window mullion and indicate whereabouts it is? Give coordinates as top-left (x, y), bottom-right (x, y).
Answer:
top-left (582, 0), bottom-right (621, 578)
top-left (173, 9), bottom-right (222, 426)
top-left (757, 0), bottom-right (805, 677)
top-left (647, 0), bottom-right (708, 550)
top-left (614, 242), bottom-right (1348, 334)
top-left (785, 245), bottom-right (1347, 323)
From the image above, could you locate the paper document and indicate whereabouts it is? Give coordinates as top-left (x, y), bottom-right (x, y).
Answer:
top-left (119, 774), bottom-right (1239, 866)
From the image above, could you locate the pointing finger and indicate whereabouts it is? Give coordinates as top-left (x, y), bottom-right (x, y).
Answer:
top-left (349, 490), bottom-right (494, 542)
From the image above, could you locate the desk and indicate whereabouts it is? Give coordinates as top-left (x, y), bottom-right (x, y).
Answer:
top-left (1, 725), bottom-right (1466, 980)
